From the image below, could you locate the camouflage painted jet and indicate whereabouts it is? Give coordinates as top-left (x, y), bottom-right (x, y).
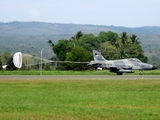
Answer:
top-left (89, 50), bottom-right (157, 75)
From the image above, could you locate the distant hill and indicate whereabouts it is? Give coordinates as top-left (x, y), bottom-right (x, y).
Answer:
top-left (0, 21), bottom-right (160, 66)
top-left (1, 21), bottom-right (160, 35)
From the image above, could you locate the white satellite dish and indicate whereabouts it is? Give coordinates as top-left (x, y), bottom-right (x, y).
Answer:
top-left (13, 52), bottom-right (22, 68)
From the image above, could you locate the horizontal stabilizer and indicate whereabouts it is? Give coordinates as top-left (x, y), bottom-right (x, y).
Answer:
top-left (88, 60), bottom-right (99, 65)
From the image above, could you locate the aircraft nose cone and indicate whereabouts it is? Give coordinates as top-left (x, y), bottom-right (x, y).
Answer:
top-left (152, 66), bottom-right (157, 70)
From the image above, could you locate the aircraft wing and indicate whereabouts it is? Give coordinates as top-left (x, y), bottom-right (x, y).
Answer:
top-left (110, 67), bottom-right (134, 73)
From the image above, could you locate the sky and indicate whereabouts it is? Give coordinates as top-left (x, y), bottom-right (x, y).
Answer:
top-left (0, 0), bottom-right (160, 27)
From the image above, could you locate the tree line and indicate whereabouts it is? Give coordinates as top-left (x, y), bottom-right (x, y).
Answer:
top-left (0, 52), bottom-right (16, 70)
top-left (48, 31), bottom-right (147, 70)
top-left (0, 31), bottom-right (147, 71)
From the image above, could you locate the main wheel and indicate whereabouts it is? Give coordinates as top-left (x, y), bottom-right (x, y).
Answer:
top-left (117, 72), bottom-right (123, 75)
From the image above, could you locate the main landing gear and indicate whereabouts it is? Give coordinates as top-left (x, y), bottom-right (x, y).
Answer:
top-left (117, 72), bottom-right (123, 75)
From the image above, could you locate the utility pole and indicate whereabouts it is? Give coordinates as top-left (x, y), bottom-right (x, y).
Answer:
top-left (40, 49), bottom-right (44, 75)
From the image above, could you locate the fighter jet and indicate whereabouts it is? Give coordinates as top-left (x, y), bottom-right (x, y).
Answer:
top-left (89, 50), bottom-right (157, 75)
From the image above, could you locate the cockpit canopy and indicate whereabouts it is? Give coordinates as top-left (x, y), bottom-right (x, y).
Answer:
top-left (128, 58), bottom-right (142, 62)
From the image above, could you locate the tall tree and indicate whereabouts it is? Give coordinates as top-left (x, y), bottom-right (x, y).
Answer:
top-left (1, 52), bottom-right (12, 65)
top-left (98, 31), bottom-right (119, 44)
top-left (53, 39), bottom-right (71, 61)
top-left (120, 32), bottom-right (130, 45)
top-left (50, 31), bottom-right (148, 70)
top-left (0, 52), bottom-right (17, 70)
top-left (130, 34), bottom-right (141, 44)
top-left (71, 31), bottom-right (84, 40)
top-left (119, 32), bottom-right (131, 58)
top-left (99, 41), bottom-right (119, 60)
top-left (78, 34), bottom-right (99, 51)
top-left (66, 46), bottom-right (92, 70)
top-left (98, 31), bottom-right (109, 43)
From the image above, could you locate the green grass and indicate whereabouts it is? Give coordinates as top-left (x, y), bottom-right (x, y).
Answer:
top-left (0, 70), bottom-right (114, 75)
top-left (0, 69), bottom-right (160, 75)
top-left (0, 79), bottom-right (160, 120)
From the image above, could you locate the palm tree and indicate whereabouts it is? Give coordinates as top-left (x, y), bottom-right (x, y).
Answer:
top-left (120, 32), bottom-right (129, 45)
top-left (130, 34), bottom-right (141, 44)
top-left (71, 31), bottom-right (84, 40)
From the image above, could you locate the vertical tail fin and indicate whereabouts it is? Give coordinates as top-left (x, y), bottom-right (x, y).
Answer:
top-left (93, 50), bottom-right (107, 61)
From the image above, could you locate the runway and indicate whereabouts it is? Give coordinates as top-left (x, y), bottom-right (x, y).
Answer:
top-left (0, 75), bottom-right (160, 80)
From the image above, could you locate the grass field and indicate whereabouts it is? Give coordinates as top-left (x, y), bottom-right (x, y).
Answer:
top-left (0, 79), bottom-right (160, 120)
top-left (0, 69), bottom-right (160, 75)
